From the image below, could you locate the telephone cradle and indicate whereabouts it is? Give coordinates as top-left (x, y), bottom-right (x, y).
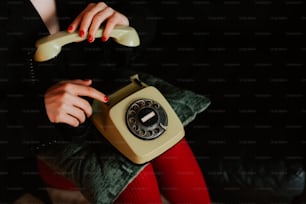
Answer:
top-left (91, 74), bottom-right (185, 164)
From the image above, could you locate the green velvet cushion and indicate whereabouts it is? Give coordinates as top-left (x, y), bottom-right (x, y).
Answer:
top-left (138, 72), bottom-right (211, 126)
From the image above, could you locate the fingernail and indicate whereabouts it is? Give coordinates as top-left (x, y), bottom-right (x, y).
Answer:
top-left (104, 95), bottom-right (109, 103)
top-left (88, 34), bottom-right (94, 43)
top-left (102, 36), bottom-right (108, 42)
top-left (79, 30), bottom-right (85, 37)
top-left (67, 25), bottom-right (73, 32)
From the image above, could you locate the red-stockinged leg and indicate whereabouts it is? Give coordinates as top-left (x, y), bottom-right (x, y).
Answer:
top-left (152, 137), bottom-right (211, 204)
top-left (114, 163), bottom-right (163, 204)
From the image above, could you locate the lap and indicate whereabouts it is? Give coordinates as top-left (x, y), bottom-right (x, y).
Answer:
top-left (37, 126), bottom-right (145, 204)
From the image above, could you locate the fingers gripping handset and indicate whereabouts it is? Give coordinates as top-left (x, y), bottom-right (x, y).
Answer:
top-left (34, 25), bottom-right (140, 62)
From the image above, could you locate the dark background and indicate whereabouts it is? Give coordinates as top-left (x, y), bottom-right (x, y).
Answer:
top-left (131, 1), bottom-right (306, 154)
top-left (1, 0), bottom-right (305, 203)
top-left (130, 0), bottom-right (306, 203)
top-left (130, 1), bottom-right (306, 153)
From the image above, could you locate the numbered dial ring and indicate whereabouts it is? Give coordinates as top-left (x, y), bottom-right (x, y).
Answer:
top-left (126, 99), bottom-right (168, 140)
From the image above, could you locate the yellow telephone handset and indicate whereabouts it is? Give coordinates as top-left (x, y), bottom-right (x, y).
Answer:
top-left (34, 25), bottom-right (140, 62)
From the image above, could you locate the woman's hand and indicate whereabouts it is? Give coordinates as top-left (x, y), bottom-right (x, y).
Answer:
top-left (44, 79), bottom-right (108, 127)
top-left (67, 2), bottom-right (129, 43)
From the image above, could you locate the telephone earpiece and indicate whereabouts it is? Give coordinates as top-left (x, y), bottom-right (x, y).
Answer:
top-left (34, 25), bottom-right (140, 62)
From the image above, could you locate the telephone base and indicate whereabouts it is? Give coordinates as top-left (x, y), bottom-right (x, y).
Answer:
top-left (92, 75), bottom-right (185, 164)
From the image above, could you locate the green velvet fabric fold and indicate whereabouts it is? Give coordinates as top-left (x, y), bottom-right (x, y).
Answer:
top-left (138, 73), bottom-right (211, 126)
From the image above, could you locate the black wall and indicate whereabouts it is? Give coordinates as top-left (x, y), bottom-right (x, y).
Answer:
top-left (132, 1), bottom-right (306, 202)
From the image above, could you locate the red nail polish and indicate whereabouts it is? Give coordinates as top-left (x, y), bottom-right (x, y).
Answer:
top-left (79, 30), bottom-right (85, 37)
top-left (88, 34), bottom-right (94, 43)
top-left (67, 25), bottom-right (73, 32)
top-left (104, 95), bottom-right (109, 103)
top-left (102, 36), bottom-right (107, 42)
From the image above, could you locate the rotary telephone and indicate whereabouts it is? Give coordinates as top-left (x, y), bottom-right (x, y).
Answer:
top-left (34, 25), bottom-right (185, 164)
